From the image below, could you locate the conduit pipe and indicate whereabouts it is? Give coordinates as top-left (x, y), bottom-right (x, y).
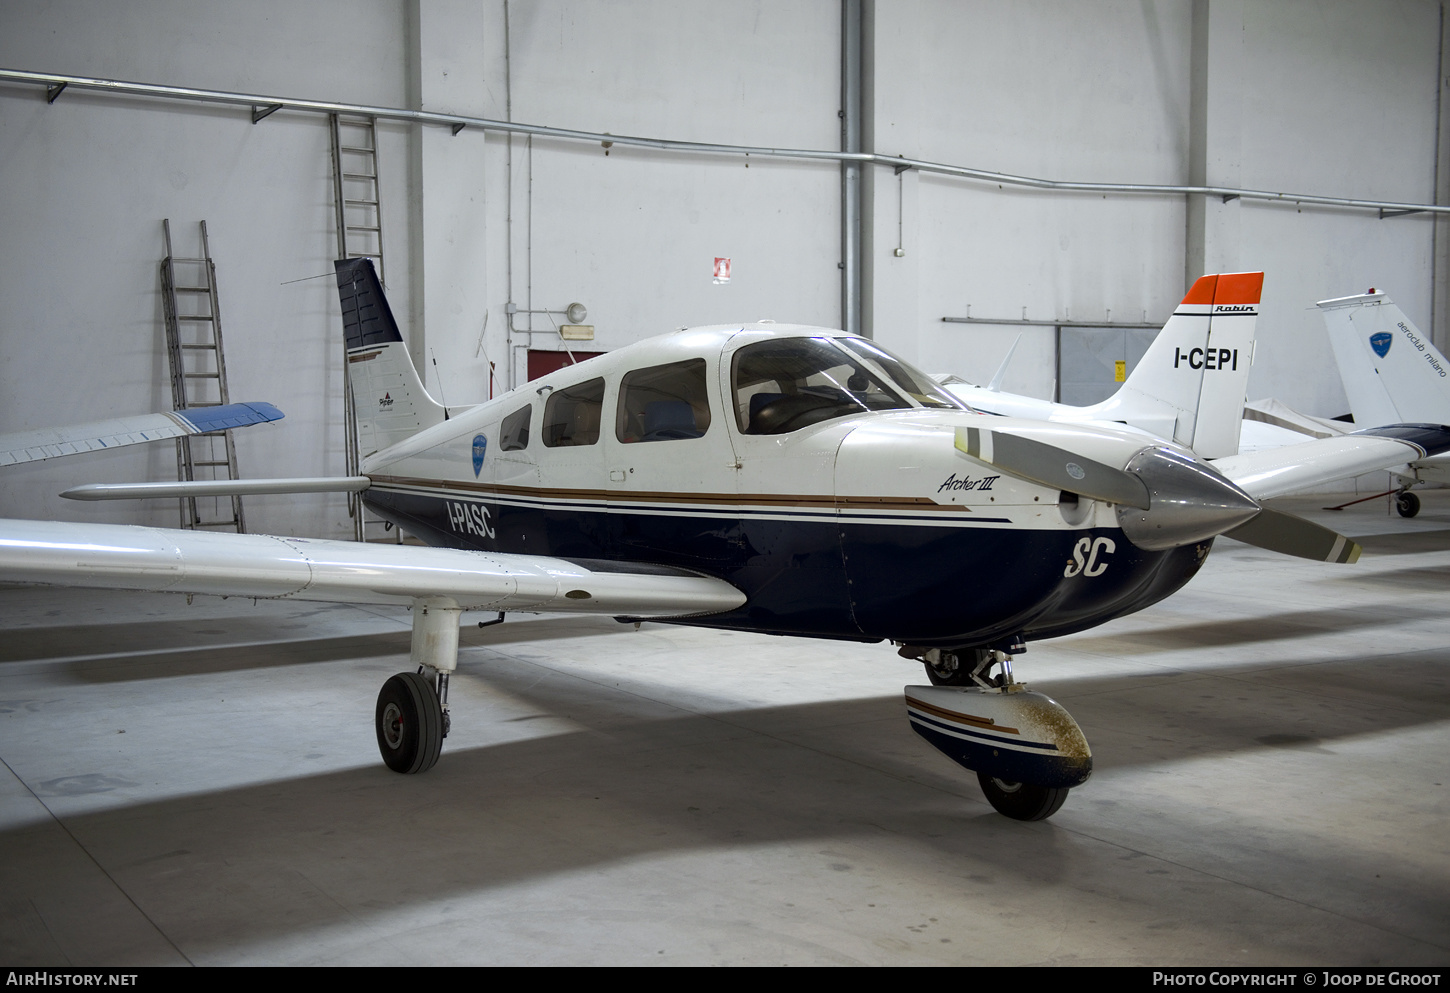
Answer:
top-left (4, 66), bottom-right (1448, 217)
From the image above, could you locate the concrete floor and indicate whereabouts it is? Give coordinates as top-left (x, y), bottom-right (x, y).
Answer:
top-left (0, 494), bottom-right (1447, 966)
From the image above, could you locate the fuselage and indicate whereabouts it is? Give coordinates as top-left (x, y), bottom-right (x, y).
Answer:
top-left (359, 326), bottom-right (1211, 649)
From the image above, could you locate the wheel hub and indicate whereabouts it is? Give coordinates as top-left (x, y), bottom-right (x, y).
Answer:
top-left (381, 701), bottom-right (405, 750)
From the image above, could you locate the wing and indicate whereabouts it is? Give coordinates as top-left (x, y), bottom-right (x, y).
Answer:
top-left (1212, 425), bottom-right (1450, 500)
top-left (0, 518), bottom-right (745, 619)
top-left (0, 402), bottom-right (284, 467)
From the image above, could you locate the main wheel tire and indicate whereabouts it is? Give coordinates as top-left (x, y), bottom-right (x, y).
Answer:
top-left (976, 772), bottom-right (1070, 821)
top-left (1397, 491), bottom-right (1421, 518)
top-left (376, 672), bottom-right (444, 774)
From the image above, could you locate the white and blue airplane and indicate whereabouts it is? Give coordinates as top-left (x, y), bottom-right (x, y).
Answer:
top-left (1319, 288), bottom-right (1450, 517)
top-left (2, 260), bottom-right (1445, 821)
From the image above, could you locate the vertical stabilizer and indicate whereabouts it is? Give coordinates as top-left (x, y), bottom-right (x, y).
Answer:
top-left (1318, 291), bottom-right (1450, 428)
top-left (335, 258), bottom-right (446, 458)
top-left (1085, 272), bottom-right (1261, 458)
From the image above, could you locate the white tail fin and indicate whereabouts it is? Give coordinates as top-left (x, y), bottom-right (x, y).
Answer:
top-left (1084, 272), bottom-right (1262, 458)
top-left (335, 258), bottom-right (446, 458)
top-left (1318, 290), bottom-right (1450, 428)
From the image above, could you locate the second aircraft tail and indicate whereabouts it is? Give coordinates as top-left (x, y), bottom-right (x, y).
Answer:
top-left (1318, 289), bottom-right (1450, 428)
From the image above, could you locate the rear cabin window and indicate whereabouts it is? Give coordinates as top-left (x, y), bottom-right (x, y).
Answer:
top-left (500, 404), bottom-right (531, 451)
top-left (542, 378), bottom-right (605, 447)
top-left (616, 359), bottom-right (711, 443)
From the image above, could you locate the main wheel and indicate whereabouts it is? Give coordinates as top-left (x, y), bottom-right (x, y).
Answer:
top-left (376, 672), bottom-right (444, 774)
top-left (1397, 491), bottom-right (1421, 518)
top-left (977, 772), bottom-right (1070, 821)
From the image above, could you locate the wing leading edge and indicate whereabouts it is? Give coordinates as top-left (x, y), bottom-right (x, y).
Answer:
top-left (1212, 424), bottom-right (1450, 500)
top-left (0, 518), bottom-right (746, 619)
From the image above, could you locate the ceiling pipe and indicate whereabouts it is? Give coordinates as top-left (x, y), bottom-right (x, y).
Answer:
top-left (5, 66), bottom-right (1449, 217)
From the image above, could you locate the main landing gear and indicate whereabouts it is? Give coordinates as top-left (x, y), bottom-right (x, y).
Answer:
top-left (376, 670), bottom-right (446, 773)
top-left (375, 599), bottom-right (463, 775)
top-left (899, 641), bottom-right (1090, 822)
top-left (1397, 488), bottom-right (1421, 518)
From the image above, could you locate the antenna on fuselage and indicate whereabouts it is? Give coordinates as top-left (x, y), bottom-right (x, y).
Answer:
top-left (429, 348), bottom-right (450, 420)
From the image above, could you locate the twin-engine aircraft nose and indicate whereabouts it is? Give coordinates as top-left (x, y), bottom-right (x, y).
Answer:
top-left (1115, 447), bottom-right (1261, 551)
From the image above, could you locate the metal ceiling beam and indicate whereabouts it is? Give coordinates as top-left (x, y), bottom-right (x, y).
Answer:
top-left (5, 66), bottom-right (1449, 217)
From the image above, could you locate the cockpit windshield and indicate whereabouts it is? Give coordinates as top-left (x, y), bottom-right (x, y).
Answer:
top-left (731, 335), bottom-right (969, 435)
top-left (836, 337), bottom-right (967, 411)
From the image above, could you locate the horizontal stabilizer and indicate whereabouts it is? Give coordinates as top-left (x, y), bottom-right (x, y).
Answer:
top-left (0, 518), bottom-right (747, 618)
top-left (62, 476), bottom-right (371, 501)
top-left (0, 401), bottom-right (284, 467)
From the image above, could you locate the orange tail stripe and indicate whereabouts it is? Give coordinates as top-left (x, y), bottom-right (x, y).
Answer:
top-left (1181, 274), bottom-right (1218, 306)
top-left (1212, 271), bottom-right (1264, 306)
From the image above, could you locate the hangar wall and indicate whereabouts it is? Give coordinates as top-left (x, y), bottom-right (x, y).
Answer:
top-left (0, 0), bottom-right (1443, 537)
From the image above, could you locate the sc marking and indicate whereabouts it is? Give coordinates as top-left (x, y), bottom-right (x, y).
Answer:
top-left (1064, 536), bottom-right (1115, 578)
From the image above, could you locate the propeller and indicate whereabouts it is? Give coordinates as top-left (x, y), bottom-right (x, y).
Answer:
top-left (955, 426), bottom-right (1151, 510)
top-left (1223, 506), bottom-right (1362, 563)
top-left (955, 426), bottom-right (1363, 563)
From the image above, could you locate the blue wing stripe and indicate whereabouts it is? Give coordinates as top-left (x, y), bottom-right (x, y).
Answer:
top-left (172, 402), bottom-right (285, 434)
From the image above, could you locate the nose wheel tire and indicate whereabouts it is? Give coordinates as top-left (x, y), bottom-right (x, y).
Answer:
top-left (376, 672), bottom-right (444, 774)
top-left (977, 772), bottom-right (1070, 821)
top-left (1397, 491), bottom-right (1421, 518)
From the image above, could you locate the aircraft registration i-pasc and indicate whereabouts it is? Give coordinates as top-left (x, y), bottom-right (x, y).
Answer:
top-left (5, 260), bottom-right (1450, 821)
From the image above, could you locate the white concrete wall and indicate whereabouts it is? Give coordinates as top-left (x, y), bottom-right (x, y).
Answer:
top-left (0, 0), bottom-right (1444, 538)
top-left (489, 0), bottom-right (841, 391)
top-left (1236, 0), bottom-right (1440, 416)
top-left (0, 0), bottom-right (413, 536)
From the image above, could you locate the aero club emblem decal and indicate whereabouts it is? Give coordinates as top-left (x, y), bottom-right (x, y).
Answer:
top-left (472, 434), bottom-right (488, 477)
top-left (1370, 332), bottom-right (1392, 358)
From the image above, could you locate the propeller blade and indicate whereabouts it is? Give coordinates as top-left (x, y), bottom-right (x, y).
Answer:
top-left (955, 426), bottom-right (1151, 510)
top-left (1225, 506), bottom-right (1362, 563)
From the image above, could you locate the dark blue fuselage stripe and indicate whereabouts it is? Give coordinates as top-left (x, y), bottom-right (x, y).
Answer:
top-left (364, 486), bottom-right (1209, 645)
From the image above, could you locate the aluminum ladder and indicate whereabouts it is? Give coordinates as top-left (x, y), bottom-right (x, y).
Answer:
top-left (329, 113), bottom-right (400, 542)
top-left (160, 218), bottom-right (245, 533)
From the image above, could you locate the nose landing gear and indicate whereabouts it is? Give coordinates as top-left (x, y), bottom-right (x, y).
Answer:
top-left (900, 641), bottom-right (1091, 821)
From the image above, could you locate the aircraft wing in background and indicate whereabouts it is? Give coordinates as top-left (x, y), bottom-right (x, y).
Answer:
top-left (0, 401), bottom-right (284, 467)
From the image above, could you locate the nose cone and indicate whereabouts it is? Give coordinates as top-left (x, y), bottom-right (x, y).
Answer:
top-left (1115, 447), bottom-right (1260, 551)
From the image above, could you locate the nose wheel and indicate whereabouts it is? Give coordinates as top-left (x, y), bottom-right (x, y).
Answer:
top-left (976, 773), bottom-right (1070, 821)
top-left (376, 671), bottom-right (444, 774)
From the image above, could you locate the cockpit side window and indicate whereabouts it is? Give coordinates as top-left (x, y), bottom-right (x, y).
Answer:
top-left (616, 359), bottom-right (711, 443)
top-left (731, 337), bottom-right (911, 434)
top-left (500, 404), bottom-right (531, 451)
top-left (542, 377), bottom-right (605, 447)
top-left (837, 337), bottom-right (968, 410)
